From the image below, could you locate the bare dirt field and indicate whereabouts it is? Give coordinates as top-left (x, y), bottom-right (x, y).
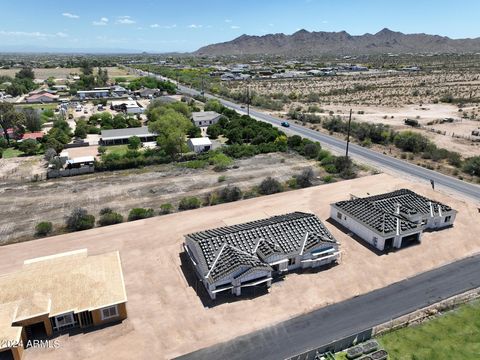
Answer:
top-left (0, 153), bottom-right (319, 243)
top-left (0, 156), bottom-right (46, 184)
top-left (0, 66), bottom-right (130, 80)
top-left (0, 173), bottom-right (478, 360)
top-left (225, 71), bottom-right (480, 155)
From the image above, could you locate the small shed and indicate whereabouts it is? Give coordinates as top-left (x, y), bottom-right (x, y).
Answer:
top-left (187, 137), bottom-right (212, 153)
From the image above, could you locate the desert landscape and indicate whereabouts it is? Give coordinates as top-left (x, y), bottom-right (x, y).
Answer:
top-left (0, 153), bottom-right (324, 243)
top-left (0, 173), bottom-right (478, 360)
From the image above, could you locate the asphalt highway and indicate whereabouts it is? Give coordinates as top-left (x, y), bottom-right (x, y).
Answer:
top-left (175, 253), bottom-right (480, 360)
top-left (173, 83), bottom-right (479, 202)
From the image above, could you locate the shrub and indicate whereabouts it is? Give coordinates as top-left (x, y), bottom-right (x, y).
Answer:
top-left (218, 186), bottom-right (243, 203)
top-left (322, 175), bottom-right (335, 183)
top-left (35, 221), bottom-right (53, 236)
top-left (324, 164), bottom-right (338, 173)
top-left (317, 149), bottom-right (331, 161)
top-left (295, 167), bottom-right (315, 188)
top-left (44, 148), bottom-right (57, 162)
top-left (258, 177), bottom-right (283, 195)
top-left (209, 152), bottom-right (233, 171)
top-left (98, 212), bottom-right (123, 226)
top-left (303, 143), bottom-right (320, 159)
top-left (463, 156), bottom-right (480, 176)
top-left (218, 175), bottom-right (227, 182)
top-left (66, 208), bottom-right (95, 232)
top-left (179, 196), bottom-right (201, 210)
top-left (100, 207), bottom-right (114, 215)
top-left (394, 131), bottom-right (430, 153)
top-left (159, 203), bottom-right (174, 215)
top-left (128, 208), bottom-right (154, 221)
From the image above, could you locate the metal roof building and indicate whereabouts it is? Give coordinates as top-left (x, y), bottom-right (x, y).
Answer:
top-left (100, 127), bottom-right (157, 145)
top-left (184, 212), bottom-right (340, 300)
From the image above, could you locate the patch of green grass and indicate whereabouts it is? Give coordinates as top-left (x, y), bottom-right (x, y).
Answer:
top-left (105, 145), bottom-right (129, 156)
top-left (2, 148), bottom-right (24, 158)
top-left (334, 351), bottom-right (348, 360)
top-left (379, 300), bottom-right (480, 360)
top-left (16, 103), bottom-right (57, 111)
top-left (178, 159), bottom-right (208, 169)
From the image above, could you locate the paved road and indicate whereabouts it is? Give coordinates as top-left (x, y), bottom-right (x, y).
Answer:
top-left (141, 72), bottom-right (479, 202)
top-left (175, 253), bottom-right (480, 360)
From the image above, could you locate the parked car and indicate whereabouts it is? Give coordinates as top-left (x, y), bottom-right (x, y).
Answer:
top-left (281, 121), bottom-right (290, 127)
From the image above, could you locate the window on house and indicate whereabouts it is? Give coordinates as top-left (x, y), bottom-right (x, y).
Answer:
top-left (337, 212), bottom-right (343, 220)
top-left (55, 313), bottom-right (75, 328)
top-left (288, 258), bottom-right (295, 266)
top-left (445, 216), bottom-right (451, 223)
top-left (101, 305), bottom-right (119, 320)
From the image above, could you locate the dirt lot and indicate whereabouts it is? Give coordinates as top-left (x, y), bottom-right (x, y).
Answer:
top-left (0, 66), bottom-right (131, 80)
top-left (0, 153), bottom-right (319, 243)
top-left (0, 156), bottom-right (46, 184)
top-left (0, 173), bottom-right (478, 360)
top-left (225, 70), bottom-right (480, 156)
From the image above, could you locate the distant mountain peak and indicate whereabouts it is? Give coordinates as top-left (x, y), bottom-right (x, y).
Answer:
top-left (195, 28), bottom-right (480, 56)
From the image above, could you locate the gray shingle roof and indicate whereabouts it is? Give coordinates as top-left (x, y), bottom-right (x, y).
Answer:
top-left (333, 189), bottom-right (454, 236)
top-left (187, 212), bottom-right (338, 283)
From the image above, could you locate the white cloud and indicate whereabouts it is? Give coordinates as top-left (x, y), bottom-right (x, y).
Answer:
top-left (188, 24), bottom-right (202, 29)
top-left (231, 25), bottom-right (240, 29)
top-left (62, 12), bottom-right (79, 19)
top-left (269, 23), bottom-right (274, 27)
top-left (150, 24), bottom-right (177, 29)
top-left (93, 17), bottom-right (109, 26)
top-left (225, 19), bottom-right (232, 23)
top-left (116, 16), bottom-right (135, 25)
top-left (0, 30), bottom-right (68, 39)
top-left (322, 20), bottom-right (328, 24)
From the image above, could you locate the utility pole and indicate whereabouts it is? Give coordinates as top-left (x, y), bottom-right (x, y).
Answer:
top-left (345, 108), bottom-right (352, 159)
top-left (246, 83), bottom-right (250, 117)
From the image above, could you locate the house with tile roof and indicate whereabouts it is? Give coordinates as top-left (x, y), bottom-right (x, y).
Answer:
top-left (330, 189), bottom-right (457, 251)
top-left (0, 249), bottom-right (127, 360)
top-left (184, 212), bottom-right (340, 300)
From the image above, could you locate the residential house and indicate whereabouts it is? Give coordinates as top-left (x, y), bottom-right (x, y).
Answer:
top-left (100, 127), bottom-right (157, 146)
top-left (191, 111), bottom-right (222, 128)
top-left (110, 100), bottom-right (143, 114)
top-left (330, 189), bottom-right (457, 251)
top-left (0, 249), bottom-right (127, 360)
top-left (25, 92), bottom-right (59, 103)
top-left (184, 212), bottom-right (340, 300)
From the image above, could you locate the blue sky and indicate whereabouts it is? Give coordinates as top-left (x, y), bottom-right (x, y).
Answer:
top-left (0, 0), bottom-right (479, 52)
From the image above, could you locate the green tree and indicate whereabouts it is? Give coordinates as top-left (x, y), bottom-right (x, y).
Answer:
top-left (18, 139), bottom-right (38, 155)
top-left (21, 107), bottom-right (42, 132)
top-left (149, 109), bottom-right (192, 158)
top-left (204, 99), bottom-right (223, 113)
top-left (0, 103), bottom-right (25, 144)
top-left (15, 67), bottom-right (35, 80)
top-left (128, 136), bottom-right (141, 150)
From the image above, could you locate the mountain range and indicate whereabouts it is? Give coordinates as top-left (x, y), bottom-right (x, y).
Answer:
top-left (195, 28), bottom-right (480, 56)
